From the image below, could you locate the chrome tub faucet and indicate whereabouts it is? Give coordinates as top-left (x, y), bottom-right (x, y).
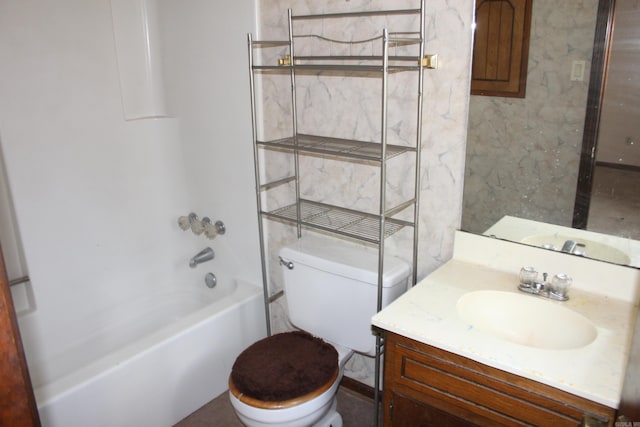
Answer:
top-left (190, 247), bottom-right (214, 268)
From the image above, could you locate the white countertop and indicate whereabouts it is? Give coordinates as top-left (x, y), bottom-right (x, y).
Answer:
top-left (372, 231), bottom-right (640, 409)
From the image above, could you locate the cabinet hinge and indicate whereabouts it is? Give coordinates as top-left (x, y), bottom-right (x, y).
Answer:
top-left (389, 398), bottom-right (394, 421)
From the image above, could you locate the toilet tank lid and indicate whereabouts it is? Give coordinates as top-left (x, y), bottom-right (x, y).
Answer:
top-left (279, 235), bottom-right (410, 287)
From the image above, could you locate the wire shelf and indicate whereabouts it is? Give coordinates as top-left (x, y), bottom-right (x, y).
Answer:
top-left (251, 64), bottom-right (420, 73)
top-left (265, 199), bottom-right (408, 243)
top-left (258, 134), bottom-right (414, 162)
top-left (291, 8), bottom-right (422, 20)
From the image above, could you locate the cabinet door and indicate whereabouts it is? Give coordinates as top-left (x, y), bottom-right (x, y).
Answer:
top-left (471, 0), bottom-right (532, 97)
top-left (389, 392), bottom-right (478, 427)
top-left (383, 332), bottom-right (616, 427)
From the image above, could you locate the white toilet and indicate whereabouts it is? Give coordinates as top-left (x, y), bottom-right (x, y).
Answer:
top-left (228, 235), bottom-right (410, 427)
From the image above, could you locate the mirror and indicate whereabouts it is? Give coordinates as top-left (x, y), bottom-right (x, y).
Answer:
top-left (462, 0), bottom-right (640, 268)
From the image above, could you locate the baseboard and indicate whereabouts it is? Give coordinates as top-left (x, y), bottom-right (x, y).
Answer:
top-left (340, 376), bottom-right (375, 400)
top-left (596, 161), bottom-right (640, 173)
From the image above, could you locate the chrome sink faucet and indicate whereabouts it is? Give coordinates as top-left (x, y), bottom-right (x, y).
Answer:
top-left (561, 239), bottom-right (586, 256)
top-left (518, 266), bottom-right (572, 301)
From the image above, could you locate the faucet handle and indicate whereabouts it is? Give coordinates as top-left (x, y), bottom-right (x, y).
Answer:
top-left (519, 266), bottom-right (538, 287)
top-left (549, 273), bottom-right (572, 301)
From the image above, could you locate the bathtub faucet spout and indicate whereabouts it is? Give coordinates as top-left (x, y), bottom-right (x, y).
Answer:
top-left (190, 247), bottom-right (214, 268)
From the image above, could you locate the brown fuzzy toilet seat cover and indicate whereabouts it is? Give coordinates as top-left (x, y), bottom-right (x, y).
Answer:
top-left (230, 331), bottom-right (339, 402)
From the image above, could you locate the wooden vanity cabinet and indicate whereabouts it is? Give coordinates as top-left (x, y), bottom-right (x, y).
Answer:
top-left (382, 332), bottom-right (616, 426)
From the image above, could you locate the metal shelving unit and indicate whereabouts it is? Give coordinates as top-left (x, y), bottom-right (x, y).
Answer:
top-left (266, 199), bottom-right (410, 244)
top-left (258, 134), bottom-right (416, 162)
top-left (247, 3), bottom-right (425, 425)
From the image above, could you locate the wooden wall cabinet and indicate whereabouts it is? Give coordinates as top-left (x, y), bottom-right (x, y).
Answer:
top-left (382, 332), bottom-right (616, 426)
top-left (471, 0), bottom-right (533, 98)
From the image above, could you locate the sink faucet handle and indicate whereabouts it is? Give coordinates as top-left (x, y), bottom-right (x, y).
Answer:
top-left (543, 272), bottom-right (548, 283)
top-left (549, 273), bottom-right (572, 301)
top-left (519, 266), bottom-right (538, 286)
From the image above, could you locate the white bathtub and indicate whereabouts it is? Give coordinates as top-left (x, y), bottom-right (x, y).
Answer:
top-left (29, 278), bottom-right (266, 427)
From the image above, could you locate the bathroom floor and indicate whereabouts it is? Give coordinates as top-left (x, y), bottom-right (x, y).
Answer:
top-left (588, 165), bottom-right (640, 240)
top-left (174, 386), bottom-right (376, 427)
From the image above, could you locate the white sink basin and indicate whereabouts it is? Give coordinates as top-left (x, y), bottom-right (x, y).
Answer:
top-left (457, 290), bottom-right (597, 350)
top-left (521, 234), bottom-right (631, 265)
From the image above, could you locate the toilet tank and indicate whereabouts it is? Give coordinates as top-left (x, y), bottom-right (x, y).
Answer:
top-left (279, 235), bottom-right (410, 356)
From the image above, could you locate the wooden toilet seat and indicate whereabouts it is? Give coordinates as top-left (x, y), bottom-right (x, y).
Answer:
top-left (229, 331), bottom-right (339, 409)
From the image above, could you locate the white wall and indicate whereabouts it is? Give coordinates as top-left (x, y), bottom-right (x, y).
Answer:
top-left (158, 0), bottom-right (261, 288)
top-left (0, 0), bottom-right (260, 372)
top-left (0, 157), bottom-right (28, 283)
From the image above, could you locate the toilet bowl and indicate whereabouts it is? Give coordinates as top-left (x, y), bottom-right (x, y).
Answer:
top-left (228, 235), bottom-right (410, 426)
top-left (228, 333), bottom-right (353, 427)
top-left (229, 382), bottom-right (340, 427)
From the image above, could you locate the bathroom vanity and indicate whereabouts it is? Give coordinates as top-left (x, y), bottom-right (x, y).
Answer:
top-left (372, 231), bottom-right (640, 426)
top-left (382, 332), bottom-right (615, 426)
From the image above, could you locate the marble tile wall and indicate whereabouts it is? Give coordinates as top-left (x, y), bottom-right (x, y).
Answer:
top-left (463, 0), bottom-right (599, 233)
top-left (254, 0), bottom-right (473, 387)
